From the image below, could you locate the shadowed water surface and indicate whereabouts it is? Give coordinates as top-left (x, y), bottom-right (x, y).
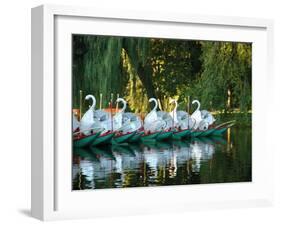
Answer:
top-left (72, 127), bottom-right (251, 190)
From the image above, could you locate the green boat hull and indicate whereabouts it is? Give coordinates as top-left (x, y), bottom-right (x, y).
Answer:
top-left (113, 132), bottom-right (136, 144)
top-left (141, 132), bottom-right (160, 141)
top-left (190, 130), bottom-right (204, 137)
top-left (212, 127), bottom-right (228, 136)
top-left (200, 128), bottom-right (216, 137)
top-left (157, 131), bottom-right (173, 141)
top-left (73, 132), bottom-right (101, 148)
top-left (129, 131), bottom-right (144, 143)
top-left (92, 132), bottom-right (115, 146)
top-left (173, 129), bottom-right (190, 139)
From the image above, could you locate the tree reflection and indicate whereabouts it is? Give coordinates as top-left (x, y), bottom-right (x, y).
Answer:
top-left (72, 128), bottom-right (251, 190)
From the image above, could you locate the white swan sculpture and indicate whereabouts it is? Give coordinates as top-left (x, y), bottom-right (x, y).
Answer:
top-left (156, 111), bottom-right (173, 130)
top-left (191, 100), bottom-right (202, 130)
top-left (80, 95), bottom-right (110, 135)
top-left (144, 98), bottom-right (166, 133)
top-left (177, 111), bottom-right (195, 130)
top-left (201, 110), bottom-right (216, 126)
top-left (191, 99), bottom-right (215, 130)
top-left (112, 97), bottom-right (142, 133)
top-left (113, 98), bottom-right (126, 131)
top-left (79, 95), bottom-right (97, 135)
top-left (122, 112), bottom-right (142, 132)
top-left (168, 99), bottom-right (195, 130)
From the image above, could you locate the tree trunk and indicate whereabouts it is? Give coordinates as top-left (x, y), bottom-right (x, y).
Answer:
top-left (137, 63), bottom-right (158, 109)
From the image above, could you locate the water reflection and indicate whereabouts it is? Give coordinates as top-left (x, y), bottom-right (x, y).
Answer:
top-left (72, 128), bottom-right (252, 190)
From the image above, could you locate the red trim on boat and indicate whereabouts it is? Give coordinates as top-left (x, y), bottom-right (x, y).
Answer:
top-left (73, 133), bottom-right (99, 141)
top-left (98, 131), bottom-right (115, 137)
top-left (115, 131), bottom-right (134, 138)
top-left (142, 131), bottom-right (159, 137)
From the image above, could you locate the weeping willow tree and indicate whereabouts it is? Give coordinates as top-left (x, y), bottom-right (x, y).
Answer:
top-left (72, 35), bottom-right (124, 109)
top-left (192, 41), bottom-right (252, 113)
top-left (122, 48), bottom-right (149, 113)
top-left (73, 35), bottom-right (252, 115)
top-left (72, 35), bottom-right (154, 112)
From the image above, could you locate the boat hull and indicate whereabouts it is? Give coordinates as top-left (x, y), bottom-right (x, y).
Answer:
top-left (157, 131), bottom-right (173, 141)
top-left (129, 131), bottom-right (145, 143)
top-left (212, 127), bottom-right (228, 136)
top-left (173, 129), bottom-right (190, 139)
top-left (141, 132), bottom-right (160, 141)
top-left (73, 132), bottom-right (101, 148)
top-left (92, 132), bottom-right (115, 146)
top-left (113, 132), bottom-right (136, 144)
top-left (200, 128), bottom-right (216, 137)
top-left (190, 130), bottom-right (204, 137)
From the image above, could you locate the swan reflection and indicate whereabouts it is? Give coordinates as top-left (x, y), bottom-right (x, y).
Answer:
top-left (72, 136), bottom-right (227, 190)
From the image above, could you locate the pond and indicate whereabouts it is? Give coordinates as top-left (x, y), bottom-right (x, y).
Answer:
top-left (72, 127), bottom-right (252, 190)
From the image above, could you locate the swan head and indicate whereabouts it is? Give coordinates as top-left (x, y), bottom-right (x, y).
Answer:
top-left (116, 97), bottom-right (127, 113)
top-left (149, 98), bottom-right (157, 103)
top-left (116, 97), bottom-right (126, 103)
top-left (148, 98), bottom-right (158, 111)
top-left (85, 94), bottom-right (96, 109)
top-left (191, 100), bottom-right (201, 114)
top-left (85, 94), bottom-right (95, 101)
top-left (192, 100), bottom-right (200, 105)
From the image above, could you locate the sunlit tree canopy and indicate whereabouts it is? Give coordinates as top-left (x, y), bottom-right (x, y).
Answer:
top-left (72, 35), bottom-right (251, 115)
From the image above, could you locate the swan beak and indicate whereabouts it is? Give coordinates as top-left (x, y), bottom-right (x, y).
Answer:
top-left (85, 95), bottom-right (91, 100)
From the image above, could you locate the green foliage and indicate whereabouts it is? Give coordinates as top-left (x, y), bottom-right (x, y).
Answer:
top-left (194, 41), bottom-right (252, 112)
top-left (150, 39), bottom-right (202, 111)
top-left (72, 35), bottom-right (252, 115)
top-left (72, 35), bottom-right (124, 109)
top-left (122, 48), bottom-right (149, 113)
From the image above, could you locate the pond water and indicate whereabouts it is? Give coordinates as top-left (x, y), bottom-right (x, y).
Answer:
top-left (72, 127), bottom-right (251, 190)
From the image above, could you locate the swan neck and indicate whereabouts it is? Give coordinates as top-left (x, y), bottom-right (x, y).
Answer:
top-left (174, 100), bottom-right (178, 112)
top-left (87, 95), bottom-right (96, 111)
top-left (153, 99), bottom-right (157, 111)
top-left (121, 100), bottom-right (126, 113)
top-left (196, 101), bottom-right (200, 112)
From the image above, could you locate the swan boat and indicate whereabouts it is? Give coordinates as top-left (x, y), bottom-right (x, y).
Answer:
top-left (73, 131), bottom-right (102, 148)
top-left (73, 95), bottom-right (235, 147)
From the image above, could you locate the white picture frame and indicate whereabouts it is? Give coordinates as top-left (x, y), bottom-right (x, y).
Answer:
top-left (31, 4), bottom-right (274, 221)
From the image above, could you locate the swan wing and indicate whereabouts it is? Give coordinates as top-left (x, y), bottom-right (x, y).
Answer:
top-left (169, 111), bottom-right (178, 124)
top-left (198, 120), bottom-right (209, 131)
top-left (80, 109), bottom-right (95, 134)
top-left (157, 111), bottom-right (173, 130)
top-left (144, 110), bottom-right (157, 124)
top-left (201, 110), bottom-right (215, 125)
top-left (191, 110), bottom-right (203, 129)
top-left (113, 113), bottom-right (123, 131)
top-left (144, 119), bottom-right (166, 133)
